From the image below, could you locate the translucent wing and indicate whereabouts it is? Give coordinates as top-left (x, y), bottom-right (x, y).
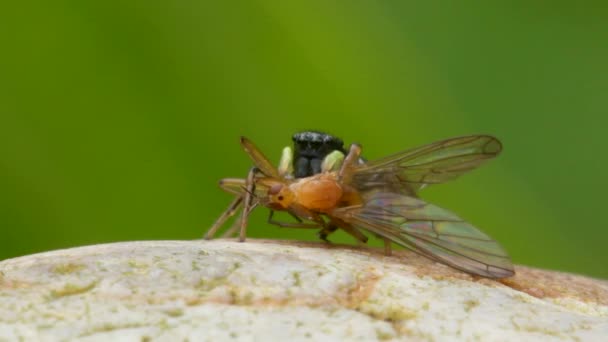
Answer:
top-left (351, 135), bottom-right (502, 193)
top-left (332, 192), bottom-right (514, 278)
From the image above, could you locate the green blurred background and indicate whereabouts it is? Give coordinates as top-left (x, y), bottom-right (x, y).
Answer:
top-left (1, 1), bottom-right (607, 278)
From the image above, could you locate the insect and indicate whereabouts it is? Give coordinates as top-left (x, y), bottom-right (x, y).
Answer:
top-left (278, 130), bottom-right (368, 240)
top-left (205, 134), bottom-right (514, 278)
top-left (205, 131), bottom-right (352, 241)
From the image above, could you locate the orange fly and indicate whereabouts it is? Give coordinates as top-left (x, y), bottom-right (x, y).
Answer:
top-left (205, 134), bottom-right (514, 278)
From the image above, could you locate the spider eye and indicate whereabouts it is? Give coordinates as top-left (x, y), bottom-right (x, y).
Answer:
top-left (277, 195), bottom-right (284, 201)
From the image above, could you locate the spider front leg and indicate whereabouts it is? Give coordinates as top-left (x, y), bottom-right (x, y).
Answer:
top-left (338, 143), bottom-right (362, 184)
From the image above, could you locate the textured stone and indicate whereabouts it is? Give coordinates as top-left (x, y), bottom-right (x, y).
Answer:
top-left (0, 239), bottom-right (606, 341)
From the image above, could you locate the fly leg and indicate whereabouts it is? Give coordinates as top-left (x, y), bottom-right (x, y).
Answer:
top-left (341, 225), bottom-right (369, 245)
top-left (221, 198), bottom-right (261, 239)
top-left (239, 166), bottom-right (259, 242)
top-left (267, 210), bottom-right (322, 229)
top-left (204, 195), bottom-right (243, 239)
top-left (220, 210), bottom-right (244, 238)
top-left (317, 224), bottom-right (338, 243)
top-left (319, 219), bottom-right (369, 245)
top-left (382, 237), bottom-right (392, 256)
top-left (277, 204), bottom-right (342, 242)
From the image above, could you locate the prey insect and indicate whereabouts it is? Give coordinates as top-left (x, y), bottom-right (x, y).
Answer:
top-left (205, 134), bottom-right (514, 278)
top-left (205, 131), bottom-right (352, 241)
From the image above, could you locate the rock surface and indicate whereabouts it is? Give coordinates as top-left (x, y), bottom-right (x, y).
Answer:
top-left (0, 239), bottom-right (606, 341)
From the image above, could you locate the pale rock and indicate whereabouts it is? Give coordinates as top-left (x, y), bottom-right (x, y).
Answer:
top-left (0, 239), bottom-right (606, 341)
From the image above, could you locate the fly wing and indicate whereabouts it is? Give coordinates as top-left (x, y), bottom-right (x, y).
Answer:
top-left (351, 135), bottom-right (502, 193)
top-left (219, 177), bottom-right (271, 198)
top-left (332, 192), bottom-right (514, 278)
top-left (240, 137), bottom-right (280, 179)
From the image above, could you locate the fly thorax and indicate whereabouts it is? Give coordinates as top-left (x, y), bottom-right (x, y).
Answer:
top-left (291, 175), bottom-right (343, 211)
